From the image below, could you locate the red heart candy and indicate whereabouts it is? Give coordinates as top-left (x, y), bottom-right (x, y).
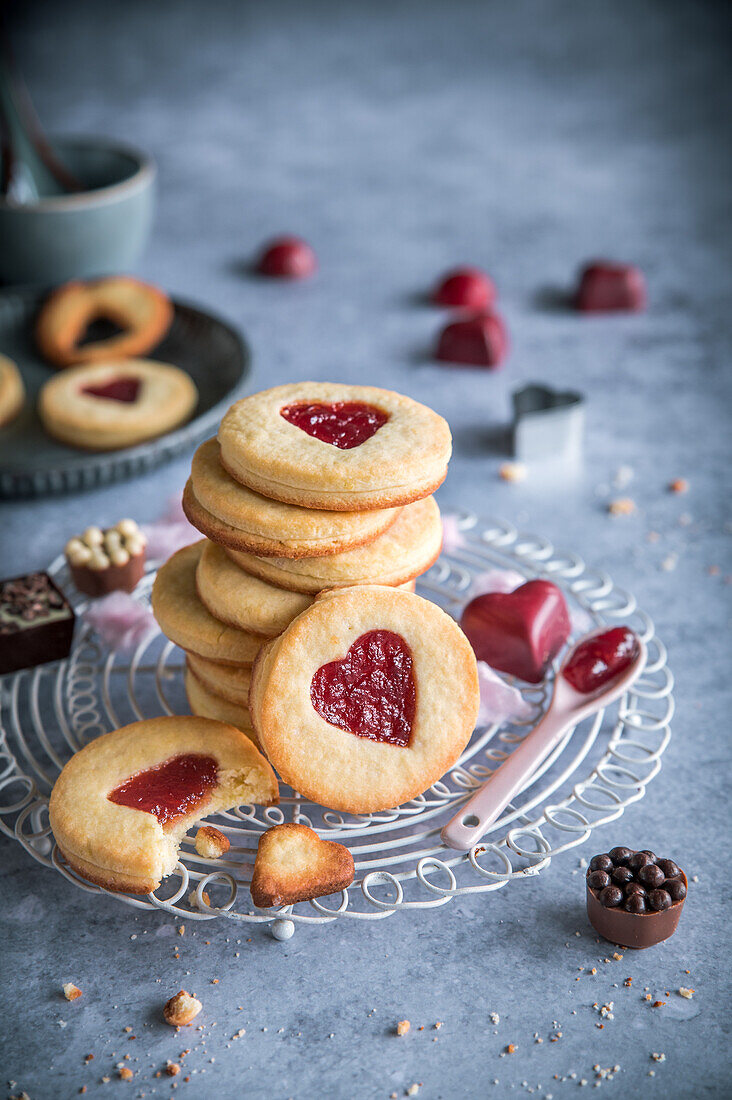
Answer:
top-left (108, 753), bottom-right (218, 825)
top-left (82, 376), bottom-right (141, 403)
top-left (257, 235), bottom-right (317, 278)
top-left (280, 401), bottom-right (388, 449)
top-left (574, 262), bottom-right (646, 312)
top-left (435, 312), bottom-right (508, 368)
top-left (432, 267), bottom-right (495, 311)
top-left (460, 580), bottom-right (570, 683)
top-left (310, 630), bottom-right (416, 747)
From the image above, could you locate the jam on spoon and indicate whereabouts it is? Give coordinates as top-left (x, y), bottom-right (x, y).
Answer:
top-left (82, 377), bottom-right (141, 403)
top-left (310, 629), bottom-right (416, 746)
top-left (108, 753), bottom-right (218, 826)
top-left (280, 402), bottom-right (388, 449)
top-left (562, 626), bottom-right (640, 694)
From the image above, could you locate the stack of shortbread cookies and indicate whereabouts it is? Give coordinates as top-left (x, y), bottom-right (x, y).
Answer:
top-left (152, 382), bottom-right (452, 743)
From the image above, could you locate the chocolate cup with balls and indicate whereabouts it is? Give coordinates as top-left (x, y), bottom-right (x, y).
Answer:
top-left (585, 847), bottom-right (687, 949)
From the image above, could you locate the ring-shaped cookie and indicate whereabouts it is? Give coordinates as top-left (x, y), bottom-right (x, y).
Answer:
top-left (151, 542), bottom-right (263, 666)
top-left (0, 354), bottom-right (25, 427)
top-left (36, 277), bottom-right (173, 368)
top-left (48, 716), bottom-right (278, 893)
top-left (38, 358), bottom-right (198, 451)
top-left (225, 497), bottom-right (442, 594)
top-left (249, 585), bottom-right (480, 813)
top-left (184, 440), bottom-right (400, 557)
top-left (218, 382), bottom-right (452, 511)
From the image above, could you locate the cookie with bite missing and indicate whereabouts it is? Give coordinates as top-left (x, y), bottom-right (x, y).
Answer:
top-left (184, 439), bottom-right (400, 557)
top-left (250, 823), bottom-right (355, 907)
top-left (49, 716), bottom-right (278, 894)
top-left (249, 584), bottom-right (480, 813)
top-left (218, 382), bottom-right (451, 511)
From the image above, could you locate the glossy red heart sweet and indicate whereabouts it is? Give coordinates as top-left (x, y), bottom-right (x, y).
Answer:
top-left (435, 312), bottom-right (508, 368)
top-left (82, 377), bottom-right (141, 403)
top-left (432, 267), bottom-right (495, 311)
top-left (310, 630), bottom-right (416, 747)
top-left (257, 235), bottom-right (317, 278)
top-left (108, 753), bottom-right (218, 825)
top-left (574, 262), bottom-right (646, 312)
top-left (563, 627), bottom-right (640, 693)
top-left (280, 401), bottom-right (388, 449)
top-left (460, 580), bottom-right (570, 683)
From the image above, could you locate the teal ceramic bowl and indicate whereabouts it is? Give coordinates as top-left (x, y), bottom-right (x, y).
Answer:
top-left (0, 137), bottom-right (155, 285)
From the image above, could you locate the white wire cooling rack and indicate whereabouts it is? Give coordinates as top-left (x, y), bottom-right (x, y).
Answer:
top-left (0, 513), bottom-right (674, 938)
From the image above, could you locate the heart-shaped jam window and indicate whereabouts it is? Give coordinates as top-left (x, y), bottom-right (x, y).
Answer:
top-left (108, 753), bottom-right (218, 825)
top-left (460, 579), bottom-right (570, 683)
top-left (82, 377), bottom-right (141, 403)
top-left (310, 630), bottom-right (416, 746)
top-left (280, 401), bottom-right (388, 449)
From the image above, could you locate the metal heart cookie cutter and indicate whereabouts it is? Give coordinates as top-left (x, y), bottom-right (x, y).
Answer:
top-left (512, 383), bottom-right (585, 463)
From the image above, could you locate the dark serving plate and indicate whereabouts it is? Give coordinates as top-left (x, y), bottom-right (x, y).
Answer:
top-left (0, 288), bottom-right (251, 498)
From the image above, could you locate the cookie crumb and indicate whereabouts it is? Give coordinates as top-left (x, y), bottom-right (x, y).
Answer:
top-left (651, 1053), bottom-right (666, 1063)
top-left (406, 1086), bottom-right (420, 1097)
top-left (652, 1000), bottom-right (666, 1008)
top-left (396, 1019), bottom-right (411, 1036)
top-left (499, 462), bottom-right (527, 483)
top-left (163, 990), bottom-right (202, 1027)
top-left (678, 987), bottom-right (694, 999)
top-left (668, 478), bottom-right (688, 493)
top-left (165, 1063), bottom-right (180, 1077)
top-left (434, 1021), bottom-right (443, 1030)
top-left (608, 498), bottom-right (636, 516)
top-left (506, 1043), bottom-right (516, 1054)
top-left (195, 825), bottom-right (230, 859)
top-left (612, 952), bottom-right (623, 961)
top-left (63, 982), bottom-right (82, 1001)
top-left (118, 1067), bottom-right (133, 1081)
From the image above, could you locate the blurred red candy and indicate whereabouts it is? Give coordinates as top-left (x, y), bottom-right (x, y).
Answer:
top-left (574, 262), bottom-right (646, 312)
top-left (432, 266), bottom-right (495, 311)
top-left (435, 312), bottom-right (508, 368)
top-left (257, 236), bottom-right (317, 279)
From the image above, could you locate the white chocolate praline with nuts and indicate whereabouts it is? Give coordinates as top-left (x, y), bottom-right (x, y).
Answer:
top-left (65, 518), bottom-right (147, 571)
top-left (163, 989), bottom-right (202, 1027)
top-left (194, 825), bottom-right (230, 859)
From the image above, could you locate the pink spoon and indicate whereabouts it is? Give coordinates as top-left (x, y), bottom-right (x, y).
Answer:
top-left (441, 626), bottom-right (647, 851)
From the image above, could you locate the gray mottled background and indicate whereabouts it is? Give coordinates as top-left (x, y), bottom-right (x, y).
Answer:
top-left (2, 1), bottom-right (731, 1098)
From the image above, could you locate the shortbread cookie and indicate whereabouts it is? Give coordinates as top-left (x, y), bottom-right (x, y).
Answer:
top-left (185, 651), bottom-right (252, 707)
top-left (151, 542), bottom-right (262, 666)
top-left (196, 540), bottom-right (313, 635)
top-left (49, 716), bottom-right (278, 893)
top-left (0, 354), bottom-right (25, 427)
top-left (249, 585), bottom-right (479, 813)
top-left (185, 439), bottom-right (400, 557)
top-left (184, 665), bottom-right (257, 745)
top-left (39, 359), bottom-right (197, 451)
top-left (250, 823), bottom-right (355, 908)
top-left (218, 382), bottom-right (452, 511)
top-left (36, 276), bottom-right (173, 368)
top-left (225, 497), bottom-right (442, 594)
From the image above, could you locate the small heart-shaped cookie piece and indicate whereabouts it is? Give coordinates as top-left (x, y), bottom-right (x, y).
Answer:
top-left (250, 823), bottom-right (355, 907)
top-left (460, 579), bottom-right (570, 683)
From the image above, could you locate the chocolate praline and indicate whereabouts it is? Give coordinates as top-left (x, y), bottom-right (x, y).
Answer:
top-left (586, 865), bottom-right (687, 949)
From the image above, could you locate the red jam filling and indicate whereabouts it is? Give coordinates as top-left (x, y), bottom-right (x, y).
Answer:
top-left (108, 753), bottom-right (218, 826)
top-left (82, 377), bottom-right (141, 403)
top-left (280, 401), bottom-right (388, 449)
top-left (310, 630), bottom-right (416, 747)
top-left (563, 627), bottom-right (640, 694)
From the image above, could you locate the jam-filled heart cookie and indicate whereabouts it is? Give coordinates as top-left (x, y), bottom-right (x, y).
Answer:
top-left (249, 585), bottom-right (480, 812)
top-left (250, 823), bottom-right (355, 908)
top-left (36, 276), bottom-right (173, 368)
top-left (218, 382), bottom-right (452, 511)
top-left (48, 716), bottom-right (278, 893)
top-left (152, 542), bottom-right (262, 666)
top-left (184, 439), bottom-right (400, 557)
top-left (39, 359), bottom-right (198, 451)
top-left (0, 354), bottom-right (25, 428)
top-left (196, 540), bottom-right (313, 635)
top-left (225, 497), bottom-right (442, 595)
top-left (184, 664), bottom-right (258, 745)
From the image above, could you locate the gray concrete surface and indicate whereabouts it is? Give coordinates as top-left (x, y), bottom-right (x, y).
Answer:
top-left (2, 1), bottom-right (731, 1097)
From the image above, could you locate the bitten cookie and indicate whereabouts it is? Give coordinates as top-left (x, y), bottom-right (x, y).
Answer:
top-left (185, 664), bottom-right (258, 746)
top-left (184, 439), bottom-right (400, 557)
top-left (218, 382), bottom-right (452, 511)
top-left (151, 542), bottom-right (262, 666)
top-left (0, 354), bottom-right (25, 427)
top-left (48, 716), bottom-right (278, 893)
top-left (36, 276), bottom-right (173, 368)
top-left (250, 823), bottom-right (355, 907)
top-left (249, 585), bottom-right (480, 813)
top-left (39, 359), bottom-right (197, 451)
top-left (225, 497), bottom-right (442, 594)
top-left (196, 540), bottom-right (313, 635)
